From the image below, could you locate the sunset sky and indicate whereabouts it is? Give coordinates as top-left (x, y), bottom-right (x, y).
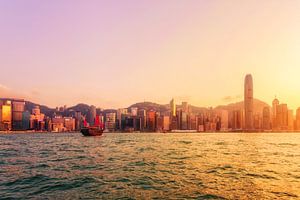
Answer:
top-left (0, 1), bottom-right (300, 110)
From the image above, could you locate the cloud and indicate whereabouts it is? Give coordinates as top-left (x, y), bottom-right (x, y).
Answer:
top-left (222, 95), bottom-right (242, 102)
top-left (0, 84), bottom-right (9, 91)
top-left (0, 83), bottom-right (26, 100)
top-left (31, 90), bottom-right (41, 96)
top-left (174, 95), bottom-right (191, 102)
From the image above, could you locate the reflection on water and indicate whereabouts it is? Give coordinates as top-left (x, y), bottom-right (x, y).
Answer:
top-left (0, 132), bottom-right (299, 199)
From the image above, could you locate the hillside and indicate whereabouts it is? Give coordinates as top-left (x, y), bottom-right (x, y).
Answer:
top-left (215, 98), bottom-right (270, 114)
top-left (1, 98), bottom-right (270, 117)
top-left (25, 101), bottom-right (55, 116)
top-left (129, 99), bottom-right (270, 115)
top-left (129, 102), bottom-right (169, 113)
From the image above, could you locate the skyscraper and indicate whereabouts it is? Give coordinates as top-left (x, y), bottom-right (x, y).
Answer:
top-left (272, 97), bottom-right (279, 130)
top-left (217, 110), bottom-right (228, 131)
top-left (105, 112), bottom-right (116, 131)
top-left (117, 108), bottom-right (128, 130)
top-left (296, 108), bottom-right (300, 130)
top-left (169, 98), bottom-right (177, 130)
top-left (277, 104), bottom-right (288, 130)
top-left (137, 109), bottom-right (146, 131)
top-left (262, 107), bottom-right (271, 130)
top-left (288, 110), bottom-right (294, 131)
top-left (12, 99), bottom-right (25, 130)
top-left (1, 100), bottom-right (12, 130)
top-left (244, 74), bottom-right (254, 131)
top-left (232, 110), bottom-right (243, 130)
top-left (131, 107), bottom-right (138, 116)
top-left (88, 105), bottom-right (96, 126)
top-left (181, 102), bottom-right (189, 113)
top-left (162, 116), bottom-right (170, 131)
top-left (74, 111), bottom-right (82, 131)
top-left (170, 98), bottom-right (176, 117)
top-left (146, 110), bottom-right (156, 132)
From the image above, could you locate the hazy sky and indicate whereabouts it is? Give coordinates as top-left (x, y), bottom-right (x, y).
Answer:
top-left (1, 1), bottom-right (300, 110)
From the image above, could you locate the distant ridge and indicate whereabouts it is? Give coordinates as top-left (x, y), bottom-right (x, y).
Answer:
top-left (129, 98), bottom-right (270, 114)
top-left (68, 103), bottom-right (91, 115)
top-left (215, 98), bottom-right (270, 114)
top-left (25, 101), bottom-right (55, 116)
top-left (0, 99), bottom-right (54, 116)
top-left (1, 97), bottom-right (270, 116)
top-left (129, 102), bottom-right (169, 112)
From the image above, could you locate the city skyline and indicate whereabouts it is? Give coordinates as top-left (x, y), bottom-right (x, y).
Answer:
top-left (1, 1), bottom-right (300, 109)
top-left (1, 75), bottom-right (298, 133)
top-left (0, 73), bottom-right (298, 111)
top-left (1, 2), bottom-right (300, 200)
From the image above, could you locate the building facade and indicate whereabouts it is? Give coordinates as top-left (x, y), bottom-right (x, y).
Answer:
top-left (244, 74), bottom-right (254, 130)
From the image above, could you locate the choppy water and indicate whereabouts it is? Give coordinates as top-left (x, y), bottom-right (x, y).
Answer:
top-left (0, 132), bottom-right (300, 200)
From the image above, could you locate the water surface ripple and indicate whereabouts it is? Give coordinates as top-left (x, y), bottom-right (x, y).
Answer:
top-left (0, 132), bottom-right (299, 199)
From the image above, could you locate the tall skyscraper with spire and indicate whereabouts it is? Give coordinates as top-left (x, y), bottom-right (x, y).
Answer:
top-left (244, 74), bottom-right (254, 131)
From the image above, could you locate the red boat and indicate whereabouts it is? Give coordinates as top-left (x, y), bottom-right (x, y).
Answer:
top-left (81, 126), bottom-right (103, 136)
top-left (81, 115), bottom-right (104, 136)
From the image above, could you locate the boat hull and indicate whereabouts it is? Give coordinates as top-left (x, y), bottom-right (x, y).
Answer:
top-left (81, 127), bottom-right (103, 136)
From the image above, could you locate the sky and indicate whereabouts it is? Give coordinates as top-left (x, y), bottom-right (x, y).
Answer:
top-left (0, 0), bottom-right (300, 110)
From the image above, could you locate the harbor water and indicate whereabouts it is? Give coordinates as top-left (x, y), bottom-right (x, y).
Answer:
top-left (0, 132), bottom-right (299, 199)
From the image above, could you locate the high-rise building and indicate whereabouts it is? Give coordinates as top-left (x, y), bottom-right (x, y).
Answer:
top-left (170, 116), bottom-right (177, 130)
top-left (244, 74), bottom-right (254, 130)
top-left (64, 117), bottom-right (75, 131)
top-left (117, 108), bottom-right (128, 130)
top-left (51, 116), bottom-right (65, 132)
top-left (22, 111), bottom-right (30, 130)
top-left (253, 113), bottom-right (262, 130)
top-left (170, 98), bottom-right (176, 117)
top-left (30, 106), bottom-right (45, 130)
top-left (32, 105), bottom-right (41, 115)
top-left (45, 117), bottom-right (52, 132)
top-left (131, 107), bottom-right (138, 116)
top-left (216, 116), bottom-right (222, 131)
top-left (276, 104), bottom-right (288, 130)
top-left (176, 110), bottom-right (182, 130)
top-left (88, 105), bottom-right (96, 126)
top-left (12, 100), bottom-right (25, 130)
top-left (217, 110), bottom-right (228, 131)
top-left (1, 100), bottom-right (12, 130)
top-left (163, 116), bottom-right (170, 131)
top-left (262, 107), bottom-right (271, 130)
top-left (181, 111), bottom-right (188, 130)
top-left (181, 102), bottom-right (189, 113)
top-left (133, 116), bottom-right (141, 131)
top-left (156, 114), bottom-right (163, 132)
top-left (138, 109), bottom-right (147, 131)
top-left (0, 104), bottom-right (2, 126)
top-left (288, 110), bottom-right (294, 131)
top-left (74, 111), bottom-right (82, 131)
top-left (188, 113), bottom-right (198, 130)
top-left (296, 108), bottom-right (300, 130)
top-left (147, 110), bottom-right (156, 132)
top-left (105, 112), bottom-right (116, 131)
top-left (197, 114), bottom-right (205, 132)
top-left (232, 110), bottom-right (243, 130)
top-left (122, 116), bottom-right (134, 132)
top-left (272, 98), bottom-right (279, 130)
